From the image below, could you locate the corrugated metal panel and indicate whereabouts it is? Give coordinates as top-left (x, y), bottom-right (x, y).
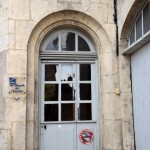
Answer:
top-left (131, 42), bottom-right (150, 150)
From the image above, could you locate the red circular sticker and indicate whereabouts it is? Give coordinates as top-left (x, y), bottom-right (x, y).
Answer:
top-left (79, 129), bottom-right (94, 144)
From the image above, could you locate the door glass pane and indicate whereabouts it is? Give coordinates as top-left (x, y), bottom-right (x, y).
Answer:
top-left (45, 64), bottom-right (58, 81)
top-left (80, 84), bottom-right (91, 100)
top-left (143, 3), bottom-right (150, 34)
top-left (136, 13), bottom-right (142, 40)
top-left (79, 103), bottom-right (92, 120)
top-left (61, 32), bottom-right (75, 51)
top-left (45, 84), bottom-right (58, 101)
top-left (78, 36), bottom-right (90, 51)
top-left (61, 84), bottom-right (75, 101)
top-left (80, 64), bottom-right (91, 81)
top-left (44, 104), bottom-right (58, 121)
top-left (61, 103), bottom-right (75, 121)
top-left (61, 64), bottom-right (74, 81)
top-left (46, 34), bottom-right (59, 50)
top-left (40, 32), bottom-right (59, 51)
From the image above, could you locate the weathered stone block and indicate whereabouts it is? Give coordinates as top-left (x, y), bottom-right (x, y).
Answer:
top-left (27, 75), bottom-right (35, 99)
top-left (0, 20), bottom-right (8, 36)
top-left (8, 33), bottom-right (15, 49)
top-left (6, 98), bottom-right (26, 122)
top-left (31, 0), bottom-right (55, 22)
top-left (101, 52), bottom-right (118, 76)
top-left (101, 0), bottom-right (112, 4)
top-left (86, 3), bottom-right (108, 24)
top-left (26, 121), bottom-right (34, 150)
top-left (57, 1), bottom-right (83, 12)
top-left (26, 98), bottom-right (34, 121)
top-left (91, 0), bottom-right (101, 2)
top-left (9, 19), bottom-right (15, 34)
top-left (103, 24), bottom-right (116, 44)
top-left (15, 20), bottom-right (37, 50)
top-left (0, 98), bottom-right (6, 122)
top-left (0, 35), bottom-right (8, 52)
top-left (0, 128), bottom-right (7, 150)
top-left (10, 0), bottom-right (30, 20)
top-left (96, 28), bottom-right (112, 53)
top-left (0, 0), bottom-right (9, 24)
top-left (119, 54), bottom-right (130, 69)
top-left (121, 93), bottom-right (133, 120)
top-left (7, 50), bottom-right (27, 75)
top-left (102, 93), bottom-right (121, 120)
top-left (103, 120), bottom-right (122, 149)
top-left (122, 120), bottom-right (134, 150)
top-left (101, 75), bottom-right (119, 94)
top-left (119, 68), bottom-right (131, 93)
top-left (11, 122), bottom-right (26, 150)
top-left (58, 0), bottom-right (81, 2)
top-left (0, 51), bottom-right (7, 98)
top-left (107, 3), bottom-right (115, 23)
top-left (27, 52), bottom-right (36, 76)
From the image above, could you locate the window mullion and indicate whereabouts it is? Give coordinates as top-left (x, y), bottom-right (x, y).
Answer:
top-left (76, 63), bottom-right (79, 121)
top-left (42, 64), bottom-right (45, 122)
top-left (133, 16), bottom-right (137, 44)
top-left (59, 33), bottom-right (61, 52)
top-left (142, 10), bottom-right (144, 36)
top-left (76, 34), bottom-right (78, 52)
top-left (59, 64), bottom-right (61, 121)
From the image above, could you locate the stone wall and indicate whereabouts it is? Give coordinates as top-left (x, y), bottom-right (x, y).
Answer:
top-left (0, 51), bottom-right (7, 150)
top-left (25, 1), bottom-right (121, 149)
top-left (0, 0), bottom-right (9, 149)
top-left (0, 0), bottom-right (142, 149)
top-left (117, 1), bottom-right (135, 150)
top-left (117, 0), bottom-right (148, 150)
top-left (0, 0), bottom-right (8, 51)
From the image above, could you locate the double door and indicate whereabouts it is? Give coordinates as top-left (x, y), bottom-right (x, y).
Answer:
top-left (131, 43), bottom-right (150, 150)
top-left (40, 61), bottom-right (99, 150)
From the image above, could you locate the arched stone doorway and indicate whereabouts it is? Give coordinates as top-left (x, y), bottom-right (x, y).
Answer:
top-left (27, 10), bottom-right (112, 149)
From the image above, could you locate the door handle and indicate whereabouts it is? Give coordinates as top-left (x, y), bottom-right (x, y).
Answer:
top-left (44, 125), bottom-right (47, 130)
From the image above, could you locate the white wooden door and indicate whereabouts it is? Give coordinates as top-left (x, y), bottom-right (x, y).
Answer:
top-left (131, 43), bottom-right (150, 150)
top-left (39, 61), bottom-right (99, 150)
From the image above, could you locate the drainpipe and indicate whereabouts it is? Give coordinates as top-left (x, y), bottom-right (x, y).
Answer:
top-left (114, 0), bottom-right (119, 56)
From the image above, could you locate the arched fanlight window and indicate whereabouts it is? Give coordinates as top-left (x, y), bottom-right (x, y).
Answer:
top-left (40, 29), bottom-right (95, 53)
top-left (129, 2), bottom-right (150, 46)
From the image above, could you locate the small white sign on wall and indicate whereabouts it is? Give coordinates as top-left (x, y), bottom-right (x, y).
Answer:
top-left (9, 77), bottom-right (26, 96)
